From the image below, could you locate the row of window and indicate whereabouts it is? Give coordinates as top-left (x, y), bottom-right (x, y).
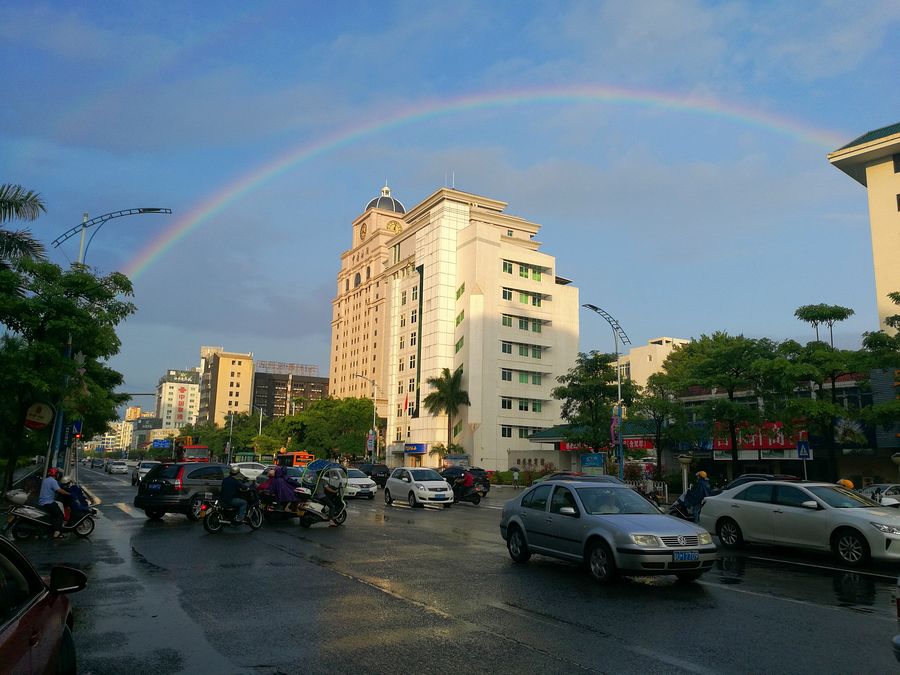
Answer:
top-left (501, 425), bottom-right (545, 438)
top-left (456, 283), bottom-right (465, 300)
top-left (501, 287), bottom-right (542, 307)
top-left (502, 314), bottom-right (542, 333)
top-left (398, 355), bottom-right (417, 371)
top-left (398, 332), bottom-right (418, 349)
top-left (399, 310), bottom-right (418, 327)
top-left (397, 378), bottom-right (416, 394)
top-left (500, 369), bottom-right (542, 385)
top-left (500, 342), bottom-right (542, 359)
top-left (502, 260), bottom-right (542, 281)
top-left (400, 286), bottom-right (419, 305)
top-left (500, 397), bottom-right (543, 413)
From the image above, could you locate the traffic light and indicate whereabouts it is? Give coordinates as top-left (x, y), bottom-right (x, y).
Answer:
top-left (74, 433), bottom-right (82, 440)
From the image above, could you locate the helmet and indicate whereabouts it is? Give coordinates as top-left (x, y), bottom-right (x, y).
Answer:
top-left (62, 475), bottom-right (73, 484)
top-left (696, 471), bottom-right (708, 479)
top-left (229, 466), bottom-right (240, 475)
top-left (837, 479), bottom-right (854, 490)
top-left (47, 467), bottom-right (59, 478)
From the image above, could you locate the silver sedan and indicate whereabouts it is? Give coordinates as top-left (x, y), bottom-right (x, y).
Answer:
top-left (500, 480), bottom-right (716, 583)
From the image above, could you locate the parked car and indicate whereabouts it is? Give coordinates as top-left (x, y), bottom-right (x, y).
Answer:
top-left (107, 460), bottom-right (128, 475)
top-left (134, 462), bottom-right (230, 520)
top-left (384, 467), bottom-right (454, 508)
top-left (440, 466), bottom-right (491, 494)
top-left (355, 462), bottom-right (391, 487)
top-left (859, 484), bottom-right (900, 501)
top-left (500, 480), bottom-right (716, 583)
top-left (231, 462), bottom-right (268, 481)
top-left (698, 480), bottom-right (900, 566)
top-left (0, 537), bottom-right (87, 673)
top-left (131, 460), bottom-right (161, 486)
top-left (721, 473), bottom-right (801, 491)
top-left (90, 458), bottom-right (104, 469)
top-left (345, 468), bottom-right (378, 499)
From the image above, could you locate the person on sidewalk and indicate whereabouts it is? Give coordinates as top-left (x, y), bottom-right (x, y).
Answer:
top-left (38, 468), bottom-right (69, 538)
top-left (511, 466), bottom-right (520, 489)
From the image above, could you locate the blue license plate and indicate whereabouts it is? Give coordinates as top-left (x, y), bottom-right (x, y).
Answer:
top-left (148, 483), bottom-right (160, 492)
top-left (673, 550), bottom-right (699, 562)
top-left (358, 491), bottom-right (370, 496)
top-left (433, 494), bottom-right (446, 500)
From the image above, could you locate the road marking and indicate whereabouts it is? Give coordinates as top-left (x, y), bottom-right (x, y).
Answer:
top-left (742, 554), bottom-right (897, 581)
top-left (113, 502), bottom-right (146, 519)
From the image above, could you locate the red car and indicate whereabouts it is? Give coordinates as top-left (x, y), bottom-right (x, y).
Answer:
top-left (0, 537), bottom-right (86, 674)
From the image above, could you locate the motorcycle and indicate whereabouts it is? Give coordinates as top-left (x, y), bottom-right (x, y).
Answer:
top-left (452, 482), bottom-right (483, 506)
top-left (293, 460), bottom-right (348, 528)
top-left (201, 487), bottom-right (263, 534)
top-left (667, 491), bottom-right (694, 521)
top-left (4, 483), bottom-right (97, 539)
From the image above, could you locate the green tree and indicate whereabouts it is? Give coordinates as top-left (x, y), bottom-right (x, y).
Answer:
top-left (298, 397), bottom-right (372, 458)
top-left (0, 259), bottom-right (134, 487)
top-left (552, 351), bottom-right (638, 464)
top-left (0, 184), bottom-right (46, 297)
top-left (422, 367), bottom-right (471, 446)
top-left (794, 303), bottom-right (855, 347)
top-left (629, 373), bottom-right (694, 481)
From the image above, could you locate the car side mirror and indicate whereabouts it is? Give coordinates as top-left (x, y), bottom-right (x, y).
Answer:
top-left (800, 500), bottom-right (819, 510)
top-left (559, 506), bottom-right (578, 517)
top-left (49, 566), bottom-right (87, 594)
top-left (881, 497), bottom-right (900, 508)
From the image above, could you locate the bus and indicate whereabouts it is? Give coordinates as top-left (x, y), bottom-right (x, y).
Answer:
top-left (276, 451), bottom-right (315, 468)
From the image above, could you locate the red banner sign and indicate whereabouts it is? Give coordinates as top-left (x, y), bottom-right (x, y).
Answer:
top-left (712, 422), bottom-right (807, 450)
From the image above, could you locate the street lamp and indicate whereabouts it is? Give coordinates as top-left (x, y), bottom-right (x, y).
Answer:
top-left (216, 410), bottom-right (236, 464)
top-left (582, 304), bottom-right (631, 481)
top-left (47, 207), bottom-right (172, 475)
top-left (353, 373), bottom-right (378, 462)
top-left (254, 406), bottom-right (265, 436)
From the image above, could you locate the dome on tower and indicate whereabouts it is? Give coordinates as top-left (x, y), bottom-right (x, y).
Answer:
top-left (365, 184), bottom-right (405, 214)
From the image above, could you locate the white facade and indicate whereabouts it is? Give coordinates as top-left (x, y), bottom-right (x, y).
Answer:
top-left (619, 337), bottom-right (689, 389)
top-left (156, 369), bottom-right (200, 429)
top-left (330, 187), bottom-right (580, 472)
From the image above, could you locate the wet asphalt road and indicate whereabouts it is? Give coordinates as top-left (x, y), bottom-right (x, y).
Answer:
top-left (10, 467), bottom-right (900, 674)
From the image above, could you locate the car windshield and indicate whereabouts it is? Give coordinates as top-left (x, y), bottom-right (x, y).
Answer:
top-left (411, 469), bottom-right (442, 481)
top-left (807, 486), bottom-right (880, 508)
top-left (284, 467), bottom-right (304, 479)
top-left (347, 469), bottom-right (366, 478)
top-left (148, 464), bottom-right (180, 480)
top-left (576, 487), bottom-right (659, 515)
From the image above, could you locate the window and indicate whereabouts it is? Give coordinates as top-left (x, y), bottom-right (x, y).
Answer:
top-left (549, 487), bottom-right (577, 514)
top-left (502, 315), bottom-right (513, 327)
top-left (409, 354), bottom-right (416, 368)
top-left (519, 318), bottom-right (529, 330)
top-left (412, 286), bottom-right (418, 300)
top-left (502, 288), bottom-right (513, 301)
top-left (519, 265), bottom-right (529, 278)
top-left (519, 372), bottom-right (529, 384)
top-left (532, 374), bottom-right (542, 385)
top-left (518, 344), bottom-right (529, 357)
top-left (399, 337), bottom-right (405, 349)
top-left (410, 332), bottom-right (417, 346)
top-left (400, 315), bottom-right (406, 327)
top-left (501, 369), bottom-right (512, 381)
top-left (736, 484), bottom-right (774, 503)
top-left (501, 425), bottom-right (512, 438)
top-left (532, 346), bottom-right (541, 359)
top-left (453, 420), bottom-right (462, 437)
top-left (354, 272), bottom-right (361, 287)
top-left (897, 194), bottom-right (900, 212)
top-left (397, 405), bottom-right (403, 418)
top-left (392, 243), bottom-right (400, 264)
top-left (502, 261), bottom-right (513, 274)
top-left (522, 484), bottom-right (551, 510)
top-left (531, 268), bottom-right (542, 281)
top-left (398, 382), bottom-right (404, 394)
top-left (775, 485), bottom-right (812, 508)
top-left (401, 290), bottom-right (407, 305)
top-left (408, 379), bottom-right (415, 392)
top-left (399, 359), bottom-right (405, 372)
top-left (532, 400), bottom-right (542, 413)
top-left (0, 548), bottom-right (38, 625)
top-left (456, 311), bottom-right (464, 326)
top-left (455, 336), bottom-right (464, 353)
top-left (456, 283), bottom-right (465, 299)
top-left (410, 309), bottom-right (417, 323)
top-left (531, 295), bottom-right (541, 307)
top-left (519, 292), bottom-right (529, 304)
top-left (501, 397), bottom-right (512, 410)
top-left (518, 399), bottom-right (529, 411)
top-left (502, 342), bottom-right (512, 354)
top-left (894, 153), bottom-right (900, 173)
top-left (518, 428), bottom-right (529, 438)
top-left (532, 321), bottom-right (541, 333)
top-left (506, 229), bottom-right (514, 237)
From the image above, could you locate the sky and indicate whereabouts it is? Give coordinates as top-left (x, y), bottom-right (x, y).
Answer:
top-left (3, 1), bottom-right (899, 413)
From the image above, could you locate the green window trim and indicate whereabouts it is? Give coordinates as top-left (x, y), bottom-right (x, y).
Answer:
top-left (453, 420), bottom-right (463, 437)
top-left (532, 346), bottom-right (541, 359)
top-left (455, 336), bottom-right (464, 353)
top-left (518, 344), bottom-right (529, 357)
top-left (532, 401), bottom-right (542, 413)
top-left (531, 269), bottom-right (542, 281)
top-left (518, 372), bottom-right (529, 384)
top-left (502, 314), bottom-right (513, 327)
top-left (519, 292), bottom-right (529, 304)
top-left (456, 283), bottom-right (465, 300)
top-left (455, 310), bottom-right (464, 326)
top-left (532, 374), bottom-right (542, 385)
top-left (502, 261), bottom-right (513, 274)
top-left (531, 321), bottom-right (542, 333)
top-left (519, 265), bottom-right (528, 278)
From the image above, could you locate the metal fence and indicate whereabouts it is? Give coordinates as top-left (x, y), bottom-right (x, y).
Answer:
top-left (624, 479), bottom-right (668, 504)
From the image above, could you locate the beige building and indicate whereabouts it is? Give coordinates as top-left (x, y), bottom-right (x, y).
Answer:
top-left (197, 346), bottom-right (254, 427)
top-left (330, 186), bottom-right (580, 471)
top-left (619, 337), bottom-right (689, 389)
top-left (828, 122), bottom-right (900, 334)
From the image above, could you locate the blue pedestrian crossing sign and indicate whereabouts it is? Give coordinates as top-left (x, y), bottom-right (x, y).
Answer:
top-left (797, 440), bottom-right (811, 460)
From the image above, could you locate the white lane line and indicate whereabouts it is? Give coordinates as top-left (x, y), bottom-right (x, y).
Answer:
top-left (742, 554), bottom-right (897, 581)
top-left (113, 502), bottom-right (146, 519)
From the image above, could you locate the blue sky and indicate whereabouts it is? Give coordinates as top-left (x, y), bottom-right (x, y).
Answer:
top-left (3, 1), bottom-right (899, 409)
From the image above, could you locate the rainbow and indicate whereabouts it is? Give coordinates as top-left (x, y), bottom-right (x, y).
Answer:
top-left (123, 84), bottom-right (847, 280)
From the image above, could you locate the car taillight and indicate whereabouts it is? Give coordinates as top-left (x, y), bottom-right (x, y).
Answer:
top-left (174, 466), bottom-right (185, 491)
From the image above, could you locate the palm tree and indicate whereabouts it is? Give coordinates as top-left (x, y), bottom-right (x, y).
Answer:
top-left (423, 367), bottom-right (471, 448)
top-left (0, 184), bottom-right (46, 266)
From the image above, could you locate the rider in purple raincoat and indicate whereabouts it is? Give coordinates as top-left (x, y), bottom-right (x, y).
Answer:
top-left (258, 466), bottom-right (300, 510)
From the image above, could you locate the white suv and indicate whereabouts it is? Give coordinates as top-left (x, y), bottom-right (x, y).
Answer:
top-left (384, 467), bottom-right (453, 508)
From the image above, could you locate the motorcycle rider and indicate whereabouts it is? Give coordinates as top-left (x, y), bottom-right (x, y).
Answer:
top-left (38, 468), bottom-right (69, 538)
top-left (220, 466), bottom-right (249, 524)
top-left (682, 471), bottom-right (711, 522)
top-left (258, 466), bottom-right (301, 512)
top-left (453, 469), bottom-right (475, 501)
top-left (320, 467), bottom-right (345, 524)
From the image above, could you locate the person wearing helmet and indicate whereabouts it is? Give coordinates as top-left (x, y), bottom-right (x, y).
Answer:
top-left (836, 479), bottom-right (855, 490)
top-left (221, 466), bottom-right (249, 524)
top-left (39, 467), bottom-right (69, 538)
top-left (683, 470), bottom-right (712, 522)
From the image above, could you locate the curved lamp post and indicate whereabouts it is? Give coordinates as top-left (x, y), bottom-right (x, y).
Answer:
top-left (582, 304), bottom-right (631, 480)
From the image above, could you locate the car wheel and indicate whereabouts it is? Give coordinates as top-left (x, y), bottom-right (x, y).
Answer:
top-left (444, 503), bottom-right (452, 509)
top-left (57, 624), bottom-right (77, 675)
top-left (507, 526), bottom-right (531, 563)
top-left (186, 495), bottom-right (204, 521)
top-left (368, 494), bottom-right (375, 500)
top-left (586, 540), bottom-right (617, 584)
top-left (833, 528), bottom-right (870, 567)
top-left (716, 517), bottom-right (744, 548)
top-left (247, 506), bottom-right (263, 530)
top-left (145, 508), bottom-right (165, 520)
top-left (407, 492), bottom-right (418, 508)
top-left (675, 570), bottom-right (705, 582)
top-left (384, 489), bottom-right (393, 505)
top-left (74, 517), bottom-right (94, 538)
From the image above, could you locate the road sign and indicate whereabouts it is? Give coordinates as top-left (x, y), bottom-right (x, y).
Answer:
top-left (797, 440), bottom-right (811, 460)
top-left (24, 403), bottom-right (54, 430)
top-left (367, 430), bottom-right (375, 451)
top-left (72, 419), bottom-right (83, 435)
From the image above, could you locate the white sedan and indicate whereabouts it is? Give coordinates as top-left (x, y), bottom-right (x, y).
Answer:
top-left (699, 480), bottom-right (900, 566)
top-left (345, 468), bottom-right (377, 499)
top-left (384, 467), bottom-right (454, 508)
top-left (231, 462), bottom-right (268, 481)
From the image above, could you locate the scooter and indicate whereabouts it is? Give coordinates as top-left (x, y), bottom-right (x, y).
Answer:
top-left (293, 485), bottom-right (347, 528)
top-left (201, 488), bottom-right (263, 534)
top-left (4, 486), bottom-right (97, 539)
top-left (452, 482), bottom-right (483, 506)
top-left (667, 491), bottom-right (693, 521)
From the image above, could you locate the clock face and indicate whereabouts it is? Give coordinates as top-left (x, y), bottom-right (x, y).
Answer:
top-left (387, 220), bottom-right (403, 234)
top-left (360, 223), bottom-right (368, 240)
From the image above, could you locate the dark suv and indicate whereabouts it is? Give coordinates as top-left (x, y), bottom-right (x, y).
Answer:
top-left (355, 463), bottom-right (390, 487)
top-left (440, 466), bottom-right (491, 494)
top-left (134, 462), bottom-right (229, 520)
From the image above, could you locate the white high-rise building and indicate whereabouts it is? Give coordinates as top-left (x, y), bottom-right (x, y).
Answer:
top-left (329, 186), bottom-right (579, 471)
top-left (155, 369), bottom-right (200, 429)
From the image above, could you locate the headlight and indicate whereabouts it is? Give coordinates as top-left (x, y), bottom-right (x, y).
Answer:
top-left (870, 522), bottom-right (900, 535)
top-left (415, 483), bottom-right (426, 491)
top-left (631, 534), bottom-right (662, 547)
top-left (698, 532), bottom-right (713, 545)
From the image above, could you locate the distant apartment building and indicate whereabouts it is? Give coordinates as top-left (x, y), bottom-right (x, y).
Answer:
top-left (329, 186), bottom-right (579, 471)
top-left (252, 361), bottom-right (329, 418)
top-left (156, 369), bottom-right (200, 429)
top-left (619, 337), bottom-right (689, 389)
top-left (124, 406), bottom-right (143, 421)
top-left (197, 346), bottom-right (254, 427)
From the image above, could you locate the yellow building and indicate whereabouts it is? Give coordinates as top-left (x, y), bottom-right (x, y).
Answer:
top-left (828, 122), bottom-right (900, 334)
top-left (619, 337), bottom-right (689, 389)
top-left (197, 346), bottom-right (254, 427)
